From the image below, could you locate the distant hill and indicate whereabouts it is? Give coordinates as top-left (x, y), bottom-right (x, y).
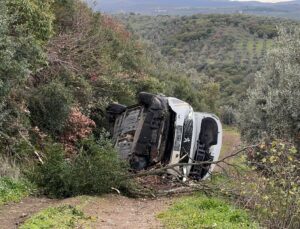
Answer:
top-left (118, 14), bottom-right (296, 107)
top-left (88, 0), bottom-right (300, 20)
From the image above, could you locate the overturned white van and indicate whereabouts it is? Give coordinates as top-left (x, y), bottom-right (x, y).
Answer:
top-left (107, 92), bottom-right (222, 180)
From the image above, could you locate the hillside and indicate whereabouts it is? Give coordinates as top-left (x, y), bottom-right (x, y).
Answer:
top-left (89, 0), bottom-right (300, 20)
top-left (118, 14), bottom-right (295, 107)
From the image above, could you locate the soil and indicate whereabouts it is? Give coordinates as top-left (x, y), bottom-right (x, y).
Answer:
top-left (0, 195), bottom-right (173, 229)
top-left (0, 197), bottom-right (58, 229)
top-left (83, 195), bottom-right (173, 229)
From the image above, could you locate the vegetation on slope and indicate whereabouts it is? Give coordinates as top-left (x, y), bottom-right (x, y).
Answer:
top-left (239, 27), bottom-right (300, 150)
top-left (118, 14), bottom-right (296, 112)
top-left (0, 0), bottom-right (157, 198)
top-left (235, 26), bottom-right (300, 228)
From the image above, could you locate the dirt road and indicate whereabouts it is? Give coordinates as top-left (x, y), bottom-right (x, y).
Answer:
top-left (0, 195), bottom-right (173, 229)
top-left (0, 197), bottom-right (58, 229)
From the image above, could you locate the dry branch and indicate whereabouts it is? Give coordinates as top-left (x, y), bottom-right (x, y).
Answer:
top-left (130, 144), bottom-right (258, 179)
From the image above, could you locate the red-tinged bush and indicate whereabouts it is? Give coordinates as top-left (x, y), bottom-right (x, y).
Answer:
top-left (102, 15), bottom-right (131, 41)
top-left (60, 108), bottom-right (96, 154)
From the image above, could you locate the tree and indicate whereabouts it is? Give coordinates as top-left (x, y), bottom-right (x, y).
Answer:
top-left (239, 27), bottom-right (300, 150)
top-left (0, 0), bottom-right (54, 98)
top-left (0, 0), bottom-right (54, 143)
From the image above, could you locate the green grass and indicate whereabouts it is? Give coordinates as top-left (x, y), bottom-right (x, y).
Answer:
top-left (20, 205), bottom-right (91, 229)
top-left (158, 194), bottom-right (258, 229)
top-left (0, 177), bottom-right (31, 205)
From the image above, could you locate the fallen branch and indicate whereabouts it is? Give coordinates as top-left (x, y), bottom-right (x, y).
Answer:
top-left (130, 144), bottom-right (258, 178)
top-left (18, 131), bottom-right (44, 164)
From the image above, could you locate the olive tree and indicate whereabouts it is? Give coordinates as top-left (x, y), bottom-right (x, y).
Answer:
top-left (239, 27), bottom-right (300, 150)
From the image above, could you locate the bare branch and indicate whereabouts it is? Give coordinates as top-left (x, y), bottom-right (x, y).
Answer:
top-left (130, 144), bottom-right (258, 178)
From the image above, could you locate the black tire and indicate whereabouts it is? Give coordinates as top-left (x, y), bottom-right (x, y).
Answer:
top-left (138, 92), bottom-right (155, 107)
top-left (106, 103), bottom-right (127, 115)
top-left (106, 103), bottom-right (127, 124)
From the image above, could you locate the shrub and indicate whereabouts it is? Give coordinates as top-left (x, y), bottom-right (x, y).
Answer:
top-left (259, 141), bottom-right (299, 227)
top-left (29, 81), bottom-right (73, 137)
top-left (222, 140), bottom-right (300, 228)
top-left (7, 0), bottom-right (54, 42)
top-left (28, 137), bottom-right (129, 198)
top-left (60, 107), bottom-right (96, 154)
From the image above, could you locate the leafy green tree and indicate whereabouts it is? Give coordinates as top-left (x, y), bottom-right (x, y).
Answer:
top-left (0, 0), bottom-right (54, 109)
top-left (7, 0), bottom-right (54, 43)
top-left (239, 27), bottom-right (300, 150)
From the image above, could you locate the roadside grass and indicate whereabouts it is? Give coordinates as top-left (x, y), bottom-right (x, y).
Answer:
top-left (0, 177), bottom-right (31, 206)
top-left (157, 194), bottom-right (258, 229)
top-left (20, 205), bottom-right (92, 229)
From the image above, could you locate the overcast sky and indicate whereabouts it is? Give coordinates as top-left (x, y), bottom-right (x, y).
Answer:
top-left (233, 0), bottom-right (292, 2)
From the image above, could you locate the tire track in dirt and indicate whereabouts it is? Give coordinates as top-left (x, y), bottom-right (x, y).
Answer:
top-left (82, 195), bottom-right (174, 229)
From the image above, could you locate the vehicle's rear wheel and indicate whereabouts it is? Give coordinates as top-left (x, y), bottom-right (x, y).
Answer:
top-left (106, 103), bottom-right (127, 124)
top-left (138, 92), bottom-right (155, 107)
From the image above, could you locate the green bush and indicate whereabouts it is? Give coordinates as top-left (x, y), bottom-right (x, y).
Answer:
top-left (239, 27), bottom-right (300, 150)
top-left (7, 0), bottom-right (54, 42)
top-left (226, 140), bottom-right (300, 228)
top-left (27, 137), bottom-right (129, 198)
top-left (29, 81), bottom-right (73, 136)
top-left (253, 141), bottom-right (300, 228)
